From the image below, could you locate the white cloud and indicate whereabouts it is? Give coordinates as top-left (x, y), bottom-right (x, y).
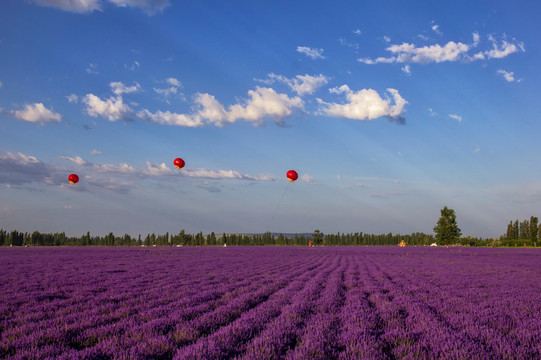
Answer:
top-left (1, 152), bottom-right (41, 165)
top-left (431, 23), bottom-right (442, 35)
top-left (154, 78), bottom-right (182, 102)
top-left (85, 83), bottom-right (303, 127)
top-left (110, 81), bottom-right (141, 95)
top-left (192, 93), bottom-right (228, 125)
top-left (59, 155), bottom-right (89, 166)
top-left (496, 69), bottom-right (519, 82)
top-left (485, 35), bottom-right (524, 59)
top-left (86, 63), bottom-right (98, 74)
top-left (449, 114), bottom-right (462, 122)
top-left (166, 77), bottom-right (181, 87)
top-left (301, 174), bottom-right (314, 183)
top-left (108, 160), bottom-right (276, 181)
top-left (12, 103), bottom-right (62, 124)
top-left (367, 40), bottom-right (470, 64)
top-left (318, 85), bottom-right (407, 122)
top-left (90, 149), bottom-right (102, 155)
top-left (266, 73), bottom-right (329, 96)
top-left (0, 80), bottom-right (3, 87)
top-left (31, 0), bottom-right (170, 15)
top-left (428, 108), bottom-right (438, 117)
top-left (359, 33), bottom-right (522, 64)
top-left (144, 161), bottom-right (175, 176)
top-left (83, 94), bottom-right (134, 121)
top-left (473, 147), bottom-right (481, 153)
top-left (353, 29), bottom-right (362, 36)
top-left (182, 168), bottom-right (275, 181)
top-left (195, 87), bottom-right (304, 127)
top-left (31, 0), bottom-right (102, 13)
top-left (154, 86), bottom-right (177, 97)
top-left (136, 109), bottom-right (203, 127)
top-left (383, 36), bottom-right (391, 43)
top-left (401, 65), bottom-right (411, 75)
top-left (66, 94), bottom-right (78, 103)
top-left (472, 32), bottom-right (480, 47)
top-left (94, 162), bottom-right (138, 174)
top-left (297, 46), bottom-right (325, 60)
top-left (107, 0), bottom-right (170, 15)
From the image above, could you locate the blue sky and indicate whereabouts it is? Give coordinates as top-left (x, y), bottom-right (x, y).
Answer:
top-left (1, 0), bottom-right (540, 238)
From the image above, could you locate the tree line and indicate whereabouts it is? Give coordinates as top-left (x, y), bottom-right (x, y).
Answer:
top-left (0, 209), bottom-right (538, 248)
top-left (499, 216), bottom-right (539, 247)
top-left (0, 228), bottom-right (490, 247)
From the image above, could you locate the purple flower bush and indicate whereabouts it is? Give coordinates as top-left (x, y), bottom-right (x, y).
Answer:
top-left (1, 246), bottom-right (540, 359)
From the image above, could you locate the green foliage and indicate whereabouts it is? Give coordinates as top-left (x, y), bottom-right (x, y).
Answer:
top-left (433, 206), bottom-right (461, 245)
top-left (503, 216), bottom-right (539, 243)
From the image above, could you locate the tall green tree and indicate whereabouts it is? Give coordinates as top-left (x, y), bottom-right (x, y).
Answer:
top-left (433, 206), bottom-right (461, 245)
top-left (312, 229), bottom-right (324, 245)
top-left (519, 220), bottom-right (530, 239)
top-left (530, 216), bottom-right (538, 242)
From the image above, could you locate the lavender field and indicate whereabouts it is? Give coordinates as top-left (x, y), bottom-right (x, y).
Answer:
top-left (1, 246), bottom-right (540, 359)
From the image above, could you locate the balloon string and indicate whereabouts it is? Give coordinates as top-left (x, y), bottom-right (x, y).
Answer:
top-left (267, 182), bottom-right (290, 233)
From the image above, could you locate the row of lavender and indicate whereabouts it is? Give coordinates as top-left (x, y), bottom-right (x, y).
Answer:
top-left (1, 247), bottom-right (540, 359)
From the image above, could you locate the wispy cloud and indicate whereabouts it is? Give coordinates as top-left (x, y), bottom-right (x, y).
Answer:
top-left (54, 152), bottom-right (278, 183)
top-left (124, 60), bottom-right (140, 71)
top-left (300, 174), bottom-right (314, 183)
top-left (496, 69), bottom-right (521, 82)
top-left (339, 38), bottom-right (359, 50)
top-left (86, 63), bottom-right (98, 74)
top-left (31, 0), bottom-right (102, 13)
top-left (359, 33), bottom-right (523, 64)
top-left (259, 73), bottom-right (329, 96)
top-left (449, 114), bottom-right (462, 122)
top-left (31, 0), bottom-right (170, 15)
top-left (317, 85), bottom-right (407, 123)
top-left (59, 155), bottom-right (90, 166)
top-left (401, 65), bottom-right (411, 75)
top-left (66, 94), bottom-right (78, 103)
top-left (297, 46), bottom-right (325, 60)
top-left (11, 103), bottom-right (62, 124)
top-left (360, 39), bottom-right (471, 64)
top-left (431, 22), bottom-right (443, 36)
top-left (182, 168), bottom-right (276, 181)
top-left (484, 34), bottom-right (525, 59)
top-left (111, 81), bottom-right (141, 95)
top-left (154, 77), bottom-right (183, 102)
top-left (136, 109), bottom-right (203, 127)
top-left (166, 77), bottom-right (181, 87)
top-left (154, 86), bottom-right (178, 97)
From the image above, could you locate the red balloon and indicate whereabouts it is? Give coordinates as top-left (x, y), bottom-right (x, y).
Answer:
top-left (68, 174), bottom-right (79, 184)
top-left (173, 158), bottom-right (185, 170)
top-left (286, 170), bottom-right (298, 182)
